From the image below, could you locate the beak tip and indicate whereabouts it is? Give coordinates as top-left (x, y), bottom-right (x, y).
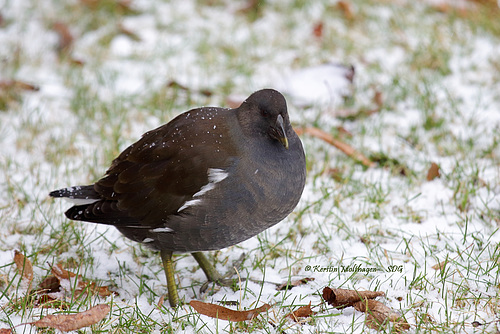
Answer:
top-left (276, 114), bottom-right (289, 149)
top-left (282, 137), bottom-right (289, 150)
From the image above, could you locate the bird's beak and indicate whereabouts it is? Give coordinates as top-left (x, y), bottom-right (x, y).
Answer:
top-left (275, 114), bottom-right (289, 150)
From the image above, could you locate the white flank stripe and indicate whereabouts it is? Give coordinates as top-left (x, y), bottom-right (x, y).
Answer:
top-left (177, 168), bottom-right (228, 212)
top-left (192, 183), bottom-right (215, 198)
top-left (150, 227), bottom-right (174, 233)
top-left (207, 168), bottom-right (229, 183)
top-left (177, 198), bottom-right (202, 212)
top-left (142, 238), bottom-right (154, 243)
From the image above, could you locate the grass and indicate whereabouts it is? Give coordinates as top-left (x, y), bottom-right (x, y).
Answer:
top-left (1, 0), bottom-right (500, 333)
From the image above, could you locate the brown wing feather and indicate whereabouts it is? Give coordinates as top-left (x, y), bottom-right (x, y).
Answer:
top-left (87, 107), bottom-right (238, 227)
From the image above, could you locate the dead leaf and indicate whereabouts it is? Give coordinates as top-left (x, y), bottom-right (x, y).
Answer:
top-left (286, 301), bottom-right (315, 322)
top-left (426, 162), bottom-right (440, 181)
top-left (0, 80), bottom-right (39, 92)
top-left (50, 263), bottom-right (86, 293)
top-left (431, 3), bottom-right (469, 17)
top-left (190, 300), bottom-right (271, 321)
top-left (353, 299), bottom-right (410, 331)
top-left (48, 264), bottom-right (117, 298)
top-left (323, 287), bottom-right (409, 331)
top-left (51, 263), bottom-right (77, 280)
top-left (30, 304), bottom-right (110, 331)
top-left (313, 22), bottom-right (323, 38)
top-left (52, 22), bottom-right (73, 55)
top-left (322, 287), bottom-right (384, 309)
top-left (86, 282), bottom-right (115, 297)
top-left (295, 127), bottom-right (375, 168)
top-left (38, 275), bottom-right (61, 293)
top-left (337, 126), bottom-right (353, 138)
top-left (157, 295), bottom-right (165, 309)
top-left (432, 260), bottom-right (447, 271)
top-left (0, 328), bottom-right (12, 334)
top-left (326, 167), bottom-right (345, 182)
top-left (278, 277), bottom-right (315, 290)
top-left (14, 250), bottom-right (33, 292)
top-left (373, 90), bottom-right (383, 109)
top-left (236, 0), bottom-right (262, 21)
top-left (337, 1), bottom-right (354, 20)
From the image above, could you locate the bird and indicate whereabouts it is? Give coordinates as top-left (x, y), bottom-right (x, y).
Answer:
top-left (49, 88), bottom-right (306, 307)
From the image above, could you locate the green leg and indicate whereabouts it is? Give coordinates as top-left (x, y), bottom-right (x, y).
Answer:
top-left (160, 250), bottom-right (179, 307)
top-left (191, 252), bottom-right (224, 282)
top-left (192, 252), bottom-right (247, 293)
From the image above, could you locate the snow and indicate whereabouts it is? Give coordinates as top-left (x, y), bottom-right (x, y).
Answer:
top-left (278, 63), bottom-right (354, 107)
top-left (1, 0), bottom-right (500, 333)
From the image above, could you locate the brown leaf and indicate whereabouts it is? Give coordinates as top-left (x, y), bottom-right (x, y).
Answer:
top-left (190, 300), bottom-right (271, 321)
top-left (337, 126), bottom-right (353, 138)
top-left (432, 260), bottom-right (447, 271)
top-left (426, 162), bottom-right (440, 181)
top-left (326, 167), bottom-right (345, 182)
top-left (322, 287), bottom-right (384, 309)
top-left (236, 0), bottom-right (262, 20)
top-left (353, 299), bottom-right (410, 331)
top-left (30, 304), bottom-right (110, 331)
top-left (431, 3), bottom-right (469, 16)
top-left (337, 1), bottom-right (354, 20)
top-left (85, 282), bottom-right (115, 297)
top-left (51, 263), bottom-right (78, 280)
top-left (373, 90), bottom-right (383, 109)
top-left (295, 127), bottom-right (375, 168)
top-left (286, 302), bottom-right (315, 322)
top-left (49, 264), bottom-right (116, 297)
top-left (14, 250), bottom-right (33, 292)
top-left (52, 22), bottom-right (73, 55)
top-left (38, 275), bottom-right (61, 293)
top-left (0, 328), bottom-right (12, 334)
top-left (278, 277), bottom-right (315, 291)
top-left (157, 295), bottom-right (165, 309)
top-left (313, 22), bottom-right (323, 38)
top-left (0, 80), bottom-right (39, 92)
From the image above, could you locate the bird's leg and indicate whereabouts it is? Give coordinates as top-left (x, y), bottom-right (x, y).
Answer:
top-left (191, 252), bottom-right (246, 293)
top-left (191, 252), bottom-right (224, 282)
top-left (160, 250), bottom-right (180, 307)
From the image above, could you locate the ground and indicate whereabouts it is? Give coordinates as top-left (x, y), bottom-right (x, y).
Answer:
top-left (0, 0), bottom-right (499, 333)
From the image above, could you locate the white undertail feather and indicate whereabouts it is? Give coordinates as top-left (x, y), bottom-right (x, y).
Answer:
top-left (63, 197), bottom-right (100, 205)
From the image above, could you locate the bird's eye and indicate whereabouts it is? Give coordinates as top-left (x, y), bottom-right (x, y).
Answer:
top-left (260, 109), bottom-right (269, 117)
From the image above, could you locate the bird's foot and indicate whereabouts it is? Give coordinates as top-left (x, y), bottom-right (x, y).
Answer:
top-left (191, 252), bottom-right (246, 293)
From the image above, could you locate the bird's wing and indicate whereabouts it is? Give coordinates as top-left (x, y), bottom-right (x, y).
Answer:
top-left (71, 108), bottom-right (239, 227)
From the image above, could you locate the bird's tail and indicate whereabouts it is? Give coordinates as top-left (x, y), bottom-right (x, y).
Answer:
top-left (49, 185), bottom-right (101, 205)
